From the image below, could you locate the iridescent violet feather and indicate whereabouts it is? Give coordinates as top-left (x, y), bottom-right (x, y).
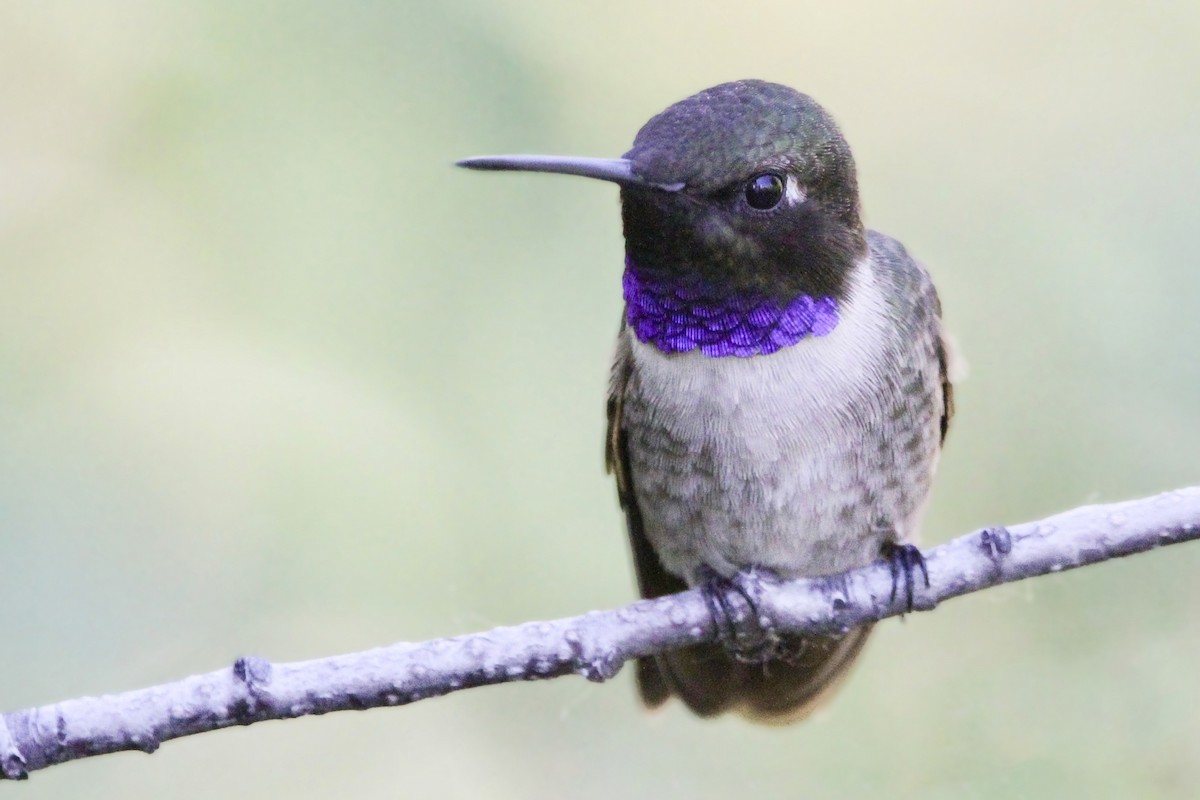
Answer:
top-left (623, 259), bottom-right (839, 358)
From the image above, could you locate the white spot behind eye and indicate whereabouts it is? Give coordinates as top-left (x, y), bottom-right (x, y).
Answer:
top-left (785, 175), bottom-right (806, 205)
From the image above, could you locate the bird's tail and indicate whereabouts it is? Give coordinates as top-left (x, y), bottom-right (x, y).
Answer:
top-left (637, 626), bottom-right (872, 723)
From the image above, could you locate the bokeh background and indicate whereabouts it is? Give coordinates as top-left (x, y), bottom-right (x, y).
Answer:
top-left (3, 2), bottom-right (1199, 797)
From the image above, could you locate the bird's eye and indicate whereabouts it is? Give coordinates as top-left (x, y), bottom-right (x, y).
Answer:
top-left (744, 173), bottom-right (785, 210)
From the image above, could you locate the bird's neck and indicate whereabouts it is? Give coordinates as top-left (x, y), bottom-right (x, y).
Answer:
top-left (622, 258), bottom-right (840, 358)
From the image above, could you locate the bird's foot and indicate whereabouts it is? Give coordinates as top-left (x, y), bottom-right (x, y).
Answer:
top-left (697, 566), bottom-right (781, 663)
top-left (881, 541), bottom-right (930, 613)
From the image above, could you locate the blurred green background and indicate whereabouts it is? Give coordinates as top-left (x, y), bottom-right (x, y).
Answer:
top-left (3, 2), bottom-right (1199, 797)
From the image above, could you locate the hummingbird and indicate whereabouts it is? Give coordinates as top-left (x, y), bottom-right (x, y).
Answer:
top-left (458, 79), bottom-right (953, 723)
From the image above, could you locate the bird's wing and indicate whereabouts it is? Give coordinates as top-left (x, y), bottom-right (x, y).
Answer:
top-left (936, 331), bottom-right (955, 445)
top-left (866, 229), bottom-right (955, 447)
top-left (606, 324), bottom-right (687, 708)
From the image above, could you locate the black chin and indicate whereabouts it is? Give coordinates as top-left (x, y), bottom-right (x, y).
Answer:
top-left (620, 188), bottom-right (865, 303)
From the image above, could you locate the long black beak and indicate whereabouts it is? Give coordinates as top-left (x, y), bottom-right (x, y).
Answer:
top-left (456, 155), bottom-right (683, 192)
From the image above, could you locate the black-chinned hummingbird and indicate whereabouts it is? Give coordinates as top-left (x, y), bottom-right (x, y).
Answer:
top-left (459, 80), bottom-right (953, 723)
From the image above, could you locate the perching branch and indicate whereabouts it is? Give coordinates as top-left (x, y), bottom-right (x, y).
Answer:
top-left (3, 487), bottom-right (1199, 779)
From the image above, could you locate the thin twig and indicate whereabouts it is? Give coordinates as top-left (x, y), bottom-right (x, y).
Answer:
top-left (2, 486), bottom-right (1197, 779)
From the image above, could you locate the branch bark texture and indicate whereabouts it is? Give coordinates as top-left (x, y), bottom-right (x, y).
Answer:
top-left (3, 487), bottom-right (1198, 779)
